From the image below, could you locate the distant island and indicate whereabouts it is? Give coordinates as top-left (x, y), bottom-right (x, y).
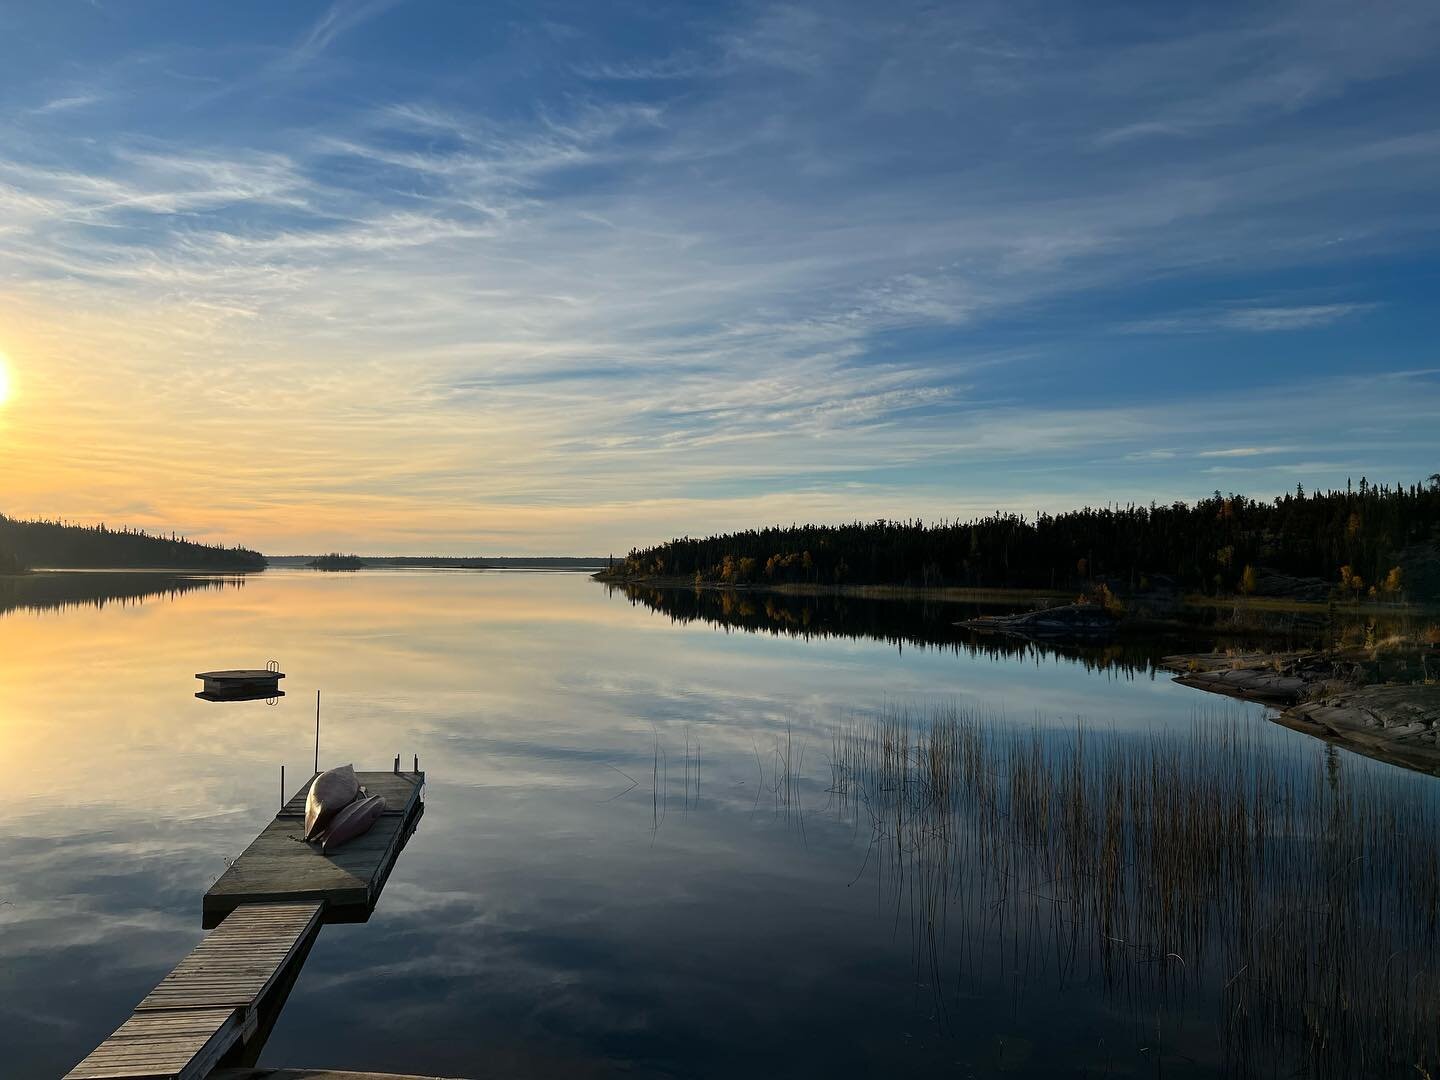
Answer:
top-left (0, 514), bottom-right (267, 572)
top-left (597, 476), bottom-right (1440, 603)
top-left (308, 553), bottom-right (366, 571)
top-left (269, 555), bottom-right (606, 570)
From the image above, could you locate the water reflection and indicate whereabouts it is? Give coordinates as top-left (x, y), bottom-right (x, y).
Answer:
top-left (610, 580), bottom-right (1434, 674)
top-left (2, 570), bottom-right (1433, 1078)
top-left (0, 570), bottom-right (246, 617)
top-left (609, 581), bottom-right (1172, 672)
top-left (195, 688), bottom-right (286, 703)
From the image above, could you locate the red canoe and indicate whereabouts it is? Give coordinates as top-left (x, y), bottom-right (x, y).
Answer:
top-left (321, 793), bottom-right (387, 854)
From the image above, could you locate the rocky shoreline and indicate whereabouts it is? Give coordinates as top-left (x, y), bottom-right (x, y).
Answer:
top-left (1160, 649), bottom-right (1440, 775)
top-left (957, 602), bottom-right (1122, 638)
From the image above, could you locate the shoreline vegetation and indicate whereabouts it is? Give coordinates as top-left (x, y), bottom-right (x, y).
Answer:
top-left (0, 514), bottom-right (266, 572)
top-left (834, 704), bottom-right (1440, 1075)
top-left (596, 475), bottom-right (1440, 603)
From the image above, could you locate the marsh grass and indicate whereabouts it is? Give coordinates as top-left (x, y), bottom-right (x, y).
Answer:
top-left (831, 706), bottom-right (1440, 1076)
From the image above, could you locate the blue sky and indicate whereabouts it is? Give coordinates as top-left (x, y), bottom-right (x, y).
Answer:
top-left (0, 0), bottom-right (1437, 553)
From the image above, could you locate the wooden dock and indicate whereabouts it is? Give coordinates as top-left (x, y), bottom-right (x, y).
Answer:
top-left (205, 771), bottom-right (425, 927)
top-left (65, 770), bottom-right (425, 1080)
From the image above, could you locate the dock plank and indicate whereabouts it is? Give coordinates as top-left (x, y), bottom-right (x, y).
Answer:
top-left (64, 1008), bottom-right (241, 1080)
top-left (204, 772), bottom-right (423, 926)
top-left (138, 902), bottom-right (322, 1012)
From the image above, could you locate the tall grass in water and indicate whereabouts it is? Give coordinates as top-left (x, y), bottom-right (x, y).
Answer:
top-left (831, 706), bottom-right (1440, 1077)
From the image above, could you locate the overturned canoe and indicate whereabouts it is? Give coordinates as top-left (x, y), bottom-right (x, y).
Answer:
top-left (321, 793), bottom-right (387, 854)
top-left (304, 764), bottom-right (359, 841)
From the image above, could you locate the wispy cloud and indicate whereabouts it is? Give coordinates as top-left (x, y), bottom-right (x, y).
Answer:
top-left (32, 92), bottom-right (105, 114)
top-left (1121, 303), bottom-right (1379, 335)
top-left (1196, 446), bottom-right (1298, 458)
top-left (1123, 449), bottom-right (1177, 462)
top-left (1220, 304), bottom-right (1379, 332)
top-left (574, 52), bottom-right (715, 82)
top-left (1089, 0), bottom-right (1440, 146)
top-left (285, 0), bottom-right (407, 71)
top-left (1201, 461), bottom-right (1355, 477)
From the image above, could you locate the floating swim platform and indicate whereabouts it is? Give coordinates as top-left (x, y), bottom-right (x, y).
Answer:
top-left (195, 668), bottom-right (286, 694)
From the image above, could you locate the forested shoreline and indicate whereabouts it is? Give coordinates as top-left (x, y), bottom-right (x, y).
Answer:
top-left (599, 477), bottom-right (1440, 601)
top-left (0, 515), bottom-right (266, 571)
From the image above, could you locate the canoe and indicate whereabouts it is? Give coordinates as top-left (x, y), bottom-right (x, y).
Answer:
top-left (321, 793), bottom-right (387, 854)
top-left (304, 764), bottom-right (359, 841)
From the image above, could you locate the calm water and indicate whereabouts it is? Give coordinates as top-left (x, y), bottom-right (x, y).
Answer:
top-left (2, 570), bottom-right (1434, 1078)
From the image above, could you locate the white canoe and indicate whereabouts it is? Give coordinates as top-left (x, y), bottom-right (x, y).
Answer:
top-left (321, 793), bottom-right (387, 854)
top-left (304, 764), bottom-right (359, 841)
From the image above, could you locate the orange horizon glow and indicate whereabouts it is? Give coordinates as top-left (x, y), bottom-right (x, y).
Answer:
top-left (0, 307), bottom-right (1121, 555)
top-left (2, 298), bottom-right (1437, 559)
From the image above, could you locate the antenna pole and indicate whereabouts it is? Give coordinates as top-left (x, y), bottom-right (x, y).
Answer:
top-left (314, 691), bottom-right (321, 775)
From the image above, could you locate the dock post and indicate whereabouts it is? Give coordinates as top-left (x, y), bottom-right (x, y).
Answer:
top-left (393, 754), bottom-right (400, 774)
top-left (280, 765), bottom-right (285, 809)
top-left (413, 753), bottom-right (418, 773)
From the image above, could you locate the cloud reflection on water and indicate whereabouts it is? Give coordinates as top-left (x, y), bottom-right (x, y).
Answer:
top-left (3, 570), bottom-right (1412, 1077)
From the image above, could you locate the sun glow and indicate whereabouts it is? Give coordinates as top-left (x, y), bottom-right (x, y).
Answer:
top-left (0, 354), bottom-right (10, 406)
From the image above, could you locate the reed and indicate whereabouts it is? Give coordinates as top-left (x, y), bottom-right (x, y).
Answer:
top-left (831, 705), bottom-right (1440, 1076)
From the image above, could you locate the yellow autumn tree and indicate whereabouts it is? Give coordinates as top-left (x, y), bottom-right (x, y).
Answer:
top-left (1382, 566), bottom-right (1403, 597)
top-left (1240, 564), bottom-right (1257, 596)
top-left (1338, 565), bottom-right (1364, 600)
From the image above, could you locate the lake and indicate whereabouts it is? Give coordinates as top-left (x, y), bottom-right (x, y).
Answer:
top-left (4, 569), bottom-right (1437, 1078)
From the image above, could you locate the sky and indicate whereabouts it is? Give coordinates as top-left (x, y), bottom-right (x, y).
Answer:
top-left (0, 0), bottom-right (1437, 555)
